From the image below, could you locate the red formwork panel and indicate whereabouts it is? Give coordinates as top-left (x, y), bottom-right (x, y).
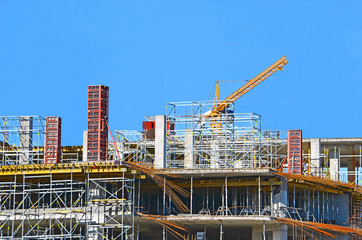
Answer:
top-left (45, 117), bottom-right (62, 164)
top-left (287, 130), bottom-right (303, 174)
top-left (142, 120), bottom-right (175, 139)
top-left (87, 85), bottom-right (109, 161)
top-left (142, 121), bottom-right (155, 139)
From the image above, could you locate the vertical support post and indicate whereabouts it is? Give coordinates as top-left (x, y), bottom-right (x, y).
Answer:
top-left (270, 183), bottom-right (274, 216)
top-left (258, 175), bottom-right (261, 215)
top-left (293, 185), bottom-right (296, 210)
top-left (137, 178), bottom-right (141, 239)
top-left (21, 174), bottom-right (25, 237)
top-left (225, 176), bottom-right (228, 215)
top-left (233, 187), bottom-right (237, 215)
top-left (133, 172), bottom-right (136, 240)
top-left (157, 190), bottom-right (160, 215)
top-left (317, 190), bottom-right (320, 222)
top-left (190, 176), bottom-right (193, 214)
top-left (70, 170), bottom-right (73, 238)
top-left (353, 150), bottom-right (356, 184)
top-left (163, 178), bottom-right (166, 215)
top-left (246, 186), bottom-right (249, 213)
top-left (212, 188), bottom-right (215, 212)
top-left (219, 221), bottom-right (223, 240)
top-left (169, 193), bottom-right (172, 215)
top-left (308, 148), bottom-right (311, 176)
top-left (221, 183), bottom-right (225, 215)
top-left (50, 171), bottom-right (53, 235)
top-left (313, 189), bottom-right (315, 221)
top-left (137, 221), bottom-right (140, 240)
top-left (138, 178), bottom-right (141, 211)
top-left (206, 187), bottom-right (209, 211)
top-left (308, 187), bottom-right (311, 221)
top-left (12, 174), bottom-right (16, 235)
top-left (360, 146), bottom-right (362, 174)
top-left (322, 189), bottom-right (325, 222)
top-left (326, 192), bottom-right (329, 222)
top-left (122, 171), bottom-right (125, 240)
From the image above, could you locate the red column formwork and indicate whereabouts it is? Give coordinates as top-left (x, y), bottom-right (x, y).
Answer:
top-left (45, 117), bottom-right (62, 164)
top-left (287, 130), bottom-right (303, 174)
top-left (87, 85), bottom-right (109, 161)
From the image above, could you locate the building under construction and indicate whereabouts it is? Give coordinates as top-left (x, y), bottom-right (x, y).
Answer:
top-left (1, 56), bottom-right (362, 240)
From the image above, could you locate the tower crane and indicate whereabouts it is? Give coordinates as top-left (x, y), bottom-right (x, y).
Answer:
top-left (205, 56), bottom-right (288, 129)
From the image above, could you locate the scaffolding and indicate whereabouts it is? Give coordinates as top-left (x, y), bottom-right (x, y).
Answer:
top-left (113, 101), bottom-right (287, 170)
top-left (87, 174), bottom-right (135, 239)
top-left (0, 116), bottom-right (45, 165)
top-left (0, 164), bottom-right (136, 240)
top-left (113, 131), bottom-right (154, 165)
top-left (165, 101), bottom-right (287, 169)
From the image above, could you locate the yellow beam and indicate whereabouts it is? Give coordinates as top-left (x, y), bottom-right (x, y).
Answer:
top-left (0, 162), bottom-right (131, 177)
top-left (0, 145), bottom-right (83, 152)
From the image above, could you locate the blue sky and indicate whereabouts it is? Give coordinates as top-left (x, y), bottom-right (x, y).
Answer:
top-left (1, 1), bottom-right (362, 145)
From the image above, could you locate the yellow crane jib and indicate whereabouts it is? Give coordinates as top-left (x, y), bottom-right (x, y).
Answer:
top-left (207, 56), bottom-right (288, 118)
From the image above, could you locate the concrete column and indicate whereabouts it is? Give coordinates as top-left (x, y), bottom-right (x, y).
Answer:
top-left (155, 115), bottom-right (166, 169)
top-left (184, 129), bottom-right (194, 168)
top-left (347, 159), bottom-right (354, 183)
top-left (88, 181), bottom-right (105, 240)
top-left (19, 116), bottom-right (33, 164)
top-left (252, 224), bottom-right (287, 240)
top-left (83, 130), bottom-right (88, 161)
top-left (336, 193), bottom-right (349, 226)
top-left (310, 139), bottom-right (321, 176)
top-left (116, 141), bottom-right (125, 163)
top-left (273, 178), bottom-right (288, 217)
top-left (210, 139), bottom-right (219, 168)
top-left (272, 224), bottom-right (288, 240)
top-left (251, 226), bottom-right (262, 240)
top-left (330, 148), bottom-right (340, 181)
